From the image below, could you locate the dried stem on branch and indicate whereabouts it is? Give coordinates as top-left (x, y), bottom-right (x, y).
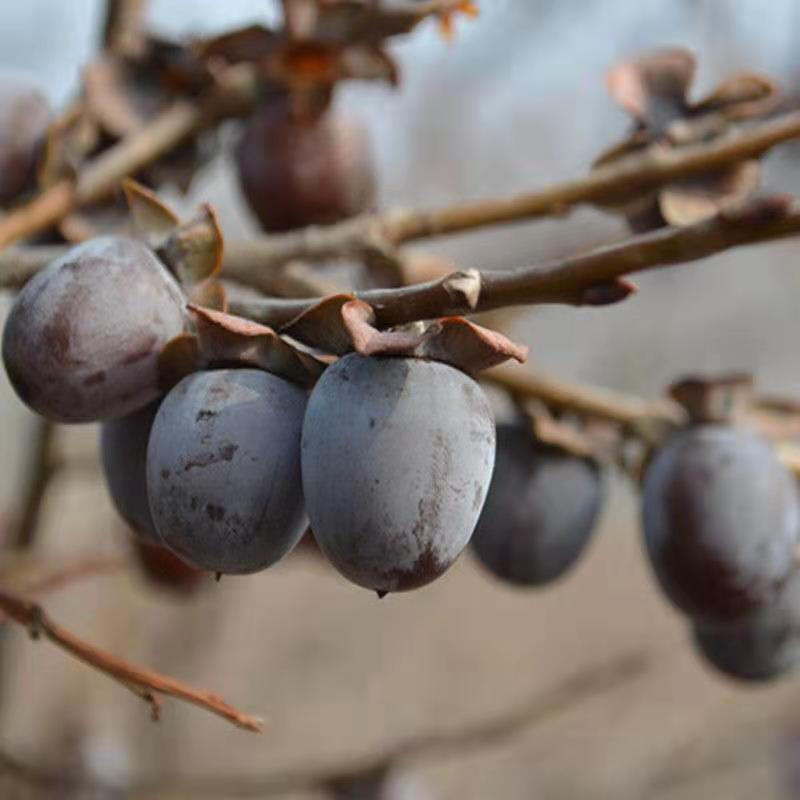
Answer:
top-left (0, 590), bottom-right (263, 732)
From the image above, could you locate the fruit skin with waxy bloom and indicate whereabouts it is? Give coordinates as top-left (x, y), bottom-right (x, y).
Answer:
top-left (146, 368), bottom-right (308, 575)
top-left (0, 73), bottom-right (50, 205)
top-left (2, 236), bottom-right (186, 423)
top-left (100, 400), bottom-right (161, 541)
top-left (235, 95), bottom-right (375, 233)
top-left (641, 424), bottom-right (800, 624)
top-left (471, 421), bottom-right (603, 587)
top-left (301, 354), bottom-right (496, 595)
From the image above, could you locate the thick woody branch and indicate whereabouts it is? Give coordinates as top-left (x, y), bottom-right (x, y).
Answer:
top-left (0, 590), bottom-right (263, 732)
top-left (230, 196), bottom-right (800, 327)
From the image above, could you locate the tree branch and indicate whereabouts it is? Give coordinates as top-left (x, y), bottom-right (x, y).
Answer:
top-left (0, 66), bottom-right (256, 250)
top-left (0, 589), bottom-right (263, 733)
top-left (229, 196), bottom-right (800, 327)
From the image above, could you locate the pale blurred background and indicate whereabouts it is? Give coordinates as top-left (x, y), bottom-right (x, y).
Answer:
top-left (3, 1), bottom-right (800, 798)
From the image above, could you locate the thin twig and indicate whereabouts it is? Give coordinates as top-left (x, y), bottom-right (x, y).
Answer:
top-left (102, 0), bottom-right (149, 55)
top-left (0, 649), bottom-right (651, 797)
top-left (230, 196), bottom-right (800, 327)
top-left (10, 418), bottom-right (55, 550)
top-left (483, 366), bottom-right (684, 431)
top-left (0, 589), bottom-right (263, 733)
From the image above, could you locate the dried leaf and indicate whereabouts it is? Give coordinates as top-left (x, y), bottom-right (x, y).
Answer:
top-left (189, 280), bottom-right (228, 312)
top-left (342, 301), bottom-right (527, 372)
top-left (189, 305), bottom-right (325, 388)
top-left (519, 399), bottom-right (599, 460)
top-left (658, 161), bottom-right (761, 226)
top-left (606, 48), bottom-right (695, 132)
top-left (282, 293), bottom-right (363, 354)
top-left (158, 333), bottom-right (201, 391)
top-left (692, 73), bottom-right (780, 121)
top-left (197, 24), bottom-right (280, 65)
top-left (123, 179), bottom-right (180, 248)
top-left (340, 299), bottom-right (423, 355)
top-left (340, 45), bottom-right (398, 84)
top-left (157, 205), bottom-right (224, 286)
top-left (668, 373), bottom-right (755, 424)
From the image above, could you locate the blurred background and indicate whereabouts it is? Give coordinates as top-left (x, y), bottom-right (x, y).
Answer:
top-left (3, 1), bottom-right (800, 797)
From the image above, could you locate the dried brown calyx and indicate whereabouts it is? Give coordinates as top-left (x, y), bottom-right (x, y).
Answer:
top-left (668, 372), bottom-right (756, 425)
top-left (198, 0), bottom-right (478, 116)
top-left (280, 292), bottom-right (527, 374)
top-left (593, 48), bottom-right (780, 231)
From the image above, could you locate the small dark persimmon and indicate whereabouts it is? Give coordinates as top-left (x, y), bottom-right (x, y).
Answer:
top-left (131, 537), bottom-right (205, 595)
top-left (0, 73), bottom-right (50, 205)
top-left (471, 422), bottom-right (603, 587)
top-left (642, 425), bottom-right (800, 624)
top-left (235, 95), bottom-right (375, 232)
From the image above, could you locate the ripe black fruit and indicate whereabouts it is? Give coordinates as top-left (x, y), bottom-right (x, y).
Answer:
top-left (146, 369), bottom-right (308, 574)
top-left (2, 236), bottom-right (186, 422)
top-left (235, 98), bottom-right (375, 232)
top-left (642, 425), bottom-right (799, 623)
top-left (302, 355), bottom-right (496, 594)
top-left (692, 571), bottom-right (800, 683)
top-left (100, 400), bottom-right (160, 540)
top-left (471, 422), bottom-right (602, 587)
top-left (0, 74), bottom-right (50, 205)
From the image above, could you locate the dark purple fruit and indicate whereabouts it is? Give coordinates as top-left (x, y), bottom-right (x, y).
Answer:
top-left (642, 425), bottom-right (799, 623)
top-left (100, 400), bottom-right (160, 541)
top-left (132, 537), bottom-right (205, 595)
top-left (146, 369), bottom-right (308, 574)
top-left (692, 571), bottom-right (800, 683)
top-left (471, 422), bottom-right (602, 587)
top-left (2, 236), bottom-right (186, 422)
top-left (235, 98), bottom-right (375, 232)
top-left (301, 354), bottom-right (496, 594)
top-left (0, 74), bottom-right (50, 205)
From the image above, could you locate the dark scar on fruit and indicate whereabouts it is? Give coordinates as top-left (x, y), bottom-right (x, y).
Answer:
top-left (182, 443), bottom-right (239, 472)
top-left (82, 370), bottom-right (106, 386)
top-left (195, 409), bottom-right (217, 422)
top-left (383, 544), bottom-right (444, 591)
top-left (206, 503), bottom-right (226, 522)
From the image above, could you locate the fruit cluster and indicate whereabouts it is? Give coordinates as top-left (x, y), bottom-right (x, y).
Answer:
top-left (2, 227), bottom-right (503, 597)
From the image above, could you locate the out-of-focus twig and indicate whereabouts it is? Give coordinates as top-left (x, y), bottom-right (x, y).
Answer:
top-left (0, 589), bottom-right (263, 732)
top-left (10, 418), bottom-right (55, 550)
top-left (102, 0), bottom-right (149, 55)
top-left (0, 649), bottom-right (651, 798)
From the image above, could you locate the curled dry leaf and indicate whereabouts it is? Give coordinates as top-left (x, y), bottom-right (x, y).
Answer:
top-left (123, 178), bottom-right (180, 248)
top-left (123, 180), bottom-right (224, 289)
top-left (668, 373), bottom-right (756, 425)
top-left (517, 398), bottom-right (608, 462)
top-left (595, 47), bottom-right (780, 230)
top-left (281, 294), bottom-right (525, 371)
top-left (282, 293), bottom-right (362, 354)
top-left (157, 205), bottom-right (224, 287)
top-left (188, 304), bottom-right (325, 388)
